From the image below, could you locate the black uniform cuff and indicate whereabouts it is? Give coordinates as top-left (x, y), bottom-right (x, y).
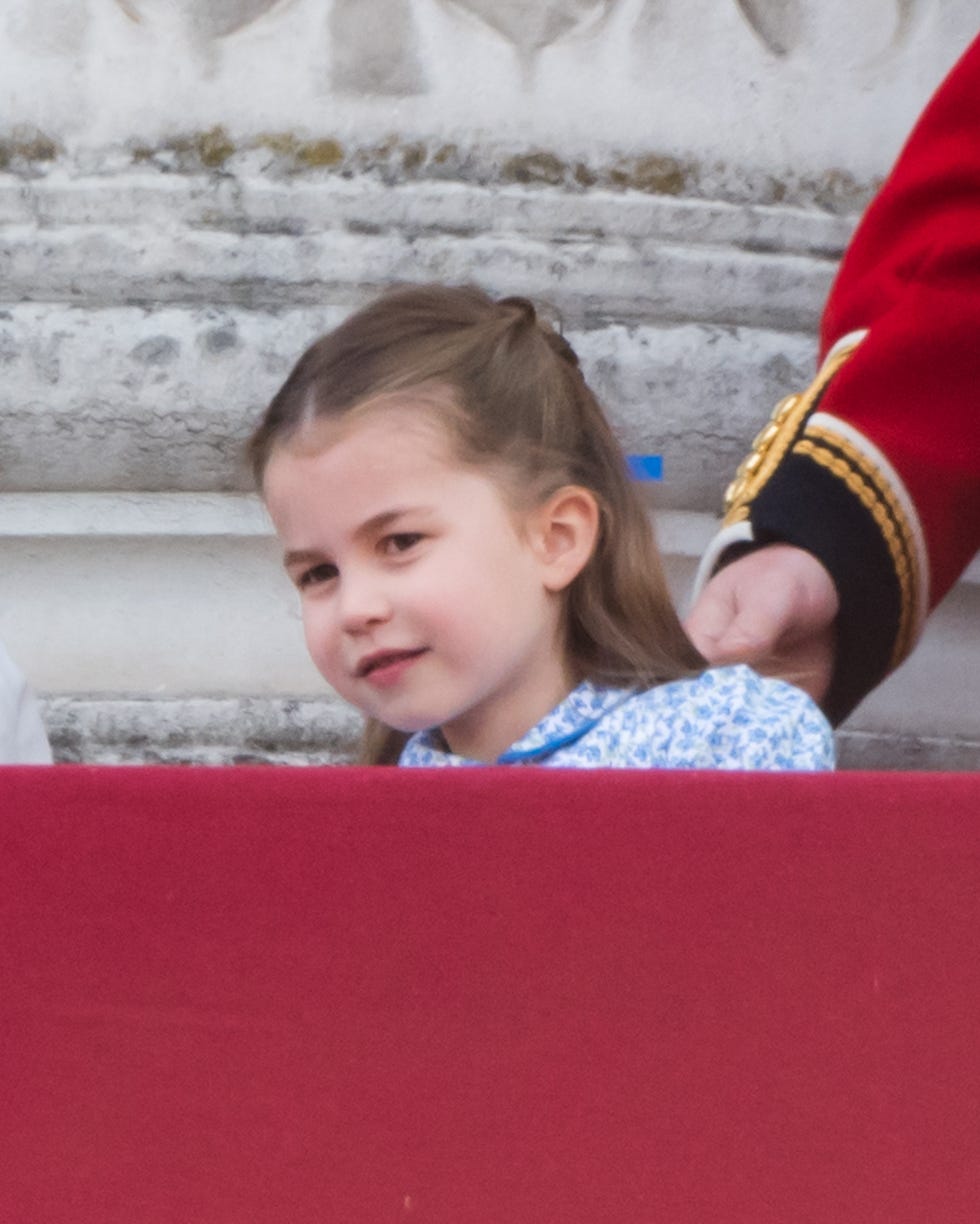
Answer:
top-left (746, 452), bottom-right (902, 725)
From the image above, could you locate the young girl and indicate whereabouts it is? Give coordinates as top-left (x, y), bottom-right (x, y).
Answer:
top-left (250, 284), bottom-right (834, 769)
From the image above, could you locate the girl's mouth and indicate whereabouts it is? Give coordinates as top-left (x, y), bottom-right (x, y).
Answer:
top-left (357, 648), bottom-right (428, 685)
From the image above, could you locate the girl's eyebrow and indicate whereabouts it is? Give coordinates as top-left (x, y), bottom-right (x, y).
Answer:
top-left (283, 547), bottom-right (325, 570)
top-left (354, 507), bottom-right (420, 539)
top-left (282, 507), bottom-right (434, 568)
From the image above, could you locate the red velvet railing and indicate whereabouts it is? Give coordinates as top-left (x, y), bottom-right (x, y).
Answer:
top-left (4, 766), bottom-right (980, 1222)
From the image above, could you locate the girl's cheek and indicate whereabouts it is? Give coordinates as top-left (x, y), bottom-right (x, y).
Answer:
top-left (302, 607), bottom-right (335, 661)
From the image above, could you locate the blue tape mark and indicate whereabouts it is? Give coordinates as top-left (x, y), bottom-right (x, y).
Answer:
top-left (626, 454), bottom-right (663, 481)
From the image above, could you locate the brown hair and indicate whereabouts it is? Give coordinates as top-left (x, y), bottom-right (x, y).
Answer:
top-left (249, 283), bottom-right (704, 762)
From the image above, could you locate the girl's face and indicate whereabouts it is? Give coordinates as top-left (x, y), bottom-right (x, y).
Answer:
top-left (263, 402), bottom-right (577, 762)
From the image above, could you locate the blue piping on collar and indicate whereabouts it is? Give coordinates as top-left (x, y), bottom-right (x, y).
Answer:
top-left (496, 688), bottom-right (638, 764)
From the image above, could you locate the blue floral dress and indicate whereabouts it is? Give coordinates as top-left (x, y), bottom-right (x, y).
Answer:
top-left (399, 665), bottom-right (834, 770)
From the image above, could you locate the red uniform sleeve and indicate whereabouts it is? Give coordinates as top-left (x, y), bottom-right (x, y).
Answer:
top-left (703, 34), bottom-right (980, 723)
top-left (820, 31), bottom-right (980, 605)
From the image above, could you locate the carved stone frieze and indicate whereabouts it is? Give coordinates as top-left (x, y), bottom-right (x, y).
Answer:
top-left (96, 0), bottom-right (938, 98)
top-left (330, 0), bottom-right (427, 96)
top-left (115, 0), bottom-right (285, 41)
top-left (733, 0), bottom-right (804, 57)
top-left (735, 0), bottom-right (926, 58)
top-left (441, 0), bottom-right (618, 61)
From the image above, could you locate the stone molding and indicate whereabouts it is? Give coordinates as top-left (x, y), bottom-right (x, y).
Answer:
top-left (3, 0), bottom-right (976, 196)
top-left (2, 172), bottom-right (836, 504)
top-left (36, 694), bottom-right (980, 771)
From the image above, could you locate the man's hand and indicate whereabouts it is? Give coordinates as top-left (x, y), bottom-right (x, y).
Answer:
top-left (685, 544), bottom-right (839, 705)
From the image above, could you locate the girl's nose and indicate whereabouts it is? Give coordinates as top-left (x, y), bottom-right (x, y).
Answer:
top-left (338, 572), bottom-right (392, 634)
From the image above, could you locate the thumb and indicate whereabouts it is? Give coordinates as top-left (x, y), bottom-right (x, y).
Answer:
top-left (685, 578), bottom-right (787, 665)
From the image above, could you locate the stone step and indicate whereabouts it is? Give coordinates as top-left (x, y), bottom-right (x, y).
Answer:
top-left (0, 304), bottom-right (817, 506)
top-left (38, 694), bottom-right (980, 772)
top-left (1, 173), bottom-right (853, 259)
top-left (2, 216), bottom-right (835, 329)
top-left (40, 694), bottom-right (361, 767)
top-left (1, 173), bottom-right (842, 510)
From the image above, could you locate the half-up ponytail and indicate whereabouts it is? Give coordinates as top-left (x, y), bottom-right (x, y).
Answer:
top-left (497, 295), bottom-right (538, 328)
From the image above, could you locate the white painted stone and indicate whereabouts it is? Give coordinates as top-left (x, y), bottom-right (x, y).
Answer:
top-left (1, 0), bottom-right (976, 194)
top-left (0, 531), bottom-right (316, 696)
top-left (0, 174), bottom-right (856, 251)
top-left (2, 176), bottom-right (834, 506)
top-left (0, 302), bottom-right (819, 505)
top-left (0, 206), bottom-right (836, 328)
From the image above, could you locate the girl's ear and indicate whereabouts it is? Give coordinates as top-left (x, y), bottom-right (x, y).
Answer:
top-left (530, 485), bottom-right (601, 592)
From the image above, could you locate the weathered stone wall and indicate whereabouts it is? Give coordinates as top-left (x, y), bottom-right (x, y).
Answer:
top-left (3, 0), bottom-right (976, 202)
top-left (1, 0), bottom-right (978, 766)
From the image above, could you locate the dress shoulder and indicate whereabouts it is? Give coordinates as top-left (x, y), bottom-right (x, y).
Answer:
top-left (653, 665), bottom-right (835, 771)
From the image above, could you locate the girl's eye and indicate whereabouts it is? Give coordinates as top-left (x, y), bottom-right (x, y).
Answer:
top-left (297, 561), bottom-right (338, 589)
top-left (382, 532), bottom-right (423, 555)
